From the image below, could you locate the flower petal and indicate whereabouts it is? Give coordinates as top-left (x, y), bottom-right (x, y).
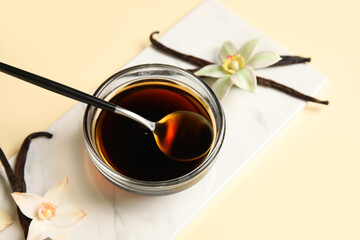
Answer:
top-left (0, 209), bottom-right (12, 231)
top-left (44, 177), bottom-right (69, 205)
top-left (238, 37), bottom-right (261, 63)
top-left (231, 66), bottom-right (257, 93)
top-left (247, 50), bottom-right (282, 69)
top-left (27, 218), bottom-right (52, 240)
top-left (11, 193), bottom-right (44, 219)
top-left (195, 64), bottom-right (227, 78)
top-left (211, 76), bottom-right (233, 100)
top-left (48, 226), bottom-right (69, 240)
top-left (218, 41), bottom-right (238, 62)
top-left (51, 203), bottom-right (86, 228)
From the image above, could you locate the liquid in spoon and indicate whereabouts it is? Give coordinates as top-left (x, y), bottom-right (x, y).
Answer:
top-left (155, 111), bottom-right (213, 161)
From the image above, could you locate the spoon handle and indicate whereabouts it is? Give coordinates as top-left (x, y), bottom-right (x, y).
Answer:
top-left (0, 62), bottom-right (116, 112)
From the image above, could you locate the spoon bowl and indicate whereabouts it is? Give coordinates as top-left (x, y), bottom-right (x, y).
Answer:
top-left (155, 111), bottom-right (213, 161)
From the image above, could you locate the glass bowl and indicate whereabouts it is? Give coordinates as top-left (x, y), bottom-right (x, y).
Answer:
top-left (83, 64), bottom-right (225, 195)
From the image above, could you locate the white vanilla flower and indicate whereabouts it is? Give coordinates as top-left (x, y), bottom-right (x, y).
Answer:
top-left (0, 209), bottom-right (12, 231)
top-left (11, 177), bottom-right (86, 240)
top-left (195, 38), bottom-right (281, 99)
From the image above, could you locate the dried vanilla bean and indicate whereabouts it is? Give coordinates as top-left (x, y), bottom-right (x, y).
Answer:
top-left (150, 31), bottom-right (311, 68)
top-left (0, 132), bottom-right (53, 238)
top-left (0, 147), bottom-right (29, 238)
top-left (14, 132), bottom-right (53, 192)
top-left (150, 31), bottom-right (212, 67)
top-left (15, 132), bottom-right (53, 237)
top-left (150, 31), bottom-right (328, 105)
top-left (271, 55), bottom-right (311, 67)
top-left (256, 76), bottom-right (329, 105)
top-left (0, 148), bottom-right (21, 192)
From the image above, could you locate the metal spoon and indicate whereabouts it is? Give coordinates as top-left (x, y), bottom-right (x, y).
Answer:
top-left (0, 62), bottom-right (213, 161)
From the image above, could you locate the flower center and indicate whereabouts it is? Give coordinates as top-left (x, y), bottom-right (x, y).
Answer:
top-left (38, 202), bottom-right (57, 220)
top-left (222, 54), bottom-right (245, 74)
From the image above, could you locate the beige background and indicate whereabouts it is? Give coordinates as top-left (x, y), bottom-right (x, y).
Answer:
top-left (0, 0), bottom-right (359, 239)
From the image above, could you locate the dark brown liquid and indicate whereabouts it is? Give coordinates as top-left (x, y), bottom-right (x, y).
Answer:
top-left (95, 82), bottom-right (212, 181)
